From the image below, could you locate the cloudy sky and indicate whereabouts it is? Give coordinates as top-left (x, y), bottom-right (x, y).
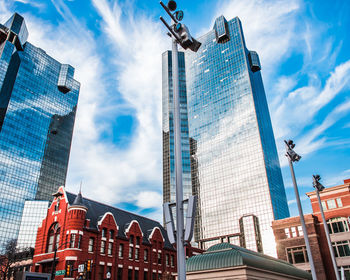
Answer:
top-left (1, 0), bottom-right (349, 221)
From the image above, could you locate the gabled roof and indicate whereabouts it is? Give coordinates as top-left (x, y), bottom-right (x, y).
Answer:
top-left (186, 243), bottom-right (311, 279)
top-left (66, 192), bottom-right (174, 250)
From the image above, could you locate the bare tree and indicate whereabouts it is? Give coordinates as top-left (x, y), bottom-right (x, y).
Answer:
top-left (0, 239), bottom-right (17, 280)
top-left (0, 240), bottom-right (33, 280)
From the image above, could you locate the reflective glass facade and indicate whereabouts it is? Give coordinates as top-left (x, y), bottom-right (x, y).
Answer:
top-left (0, 14), bottom-right (80, 250)
top-left (162, 51), bottom-right (192, 218)
top-left (184, 16), bottom-right (289, 257)
top-left (16, 200), bottom-right (49, 249)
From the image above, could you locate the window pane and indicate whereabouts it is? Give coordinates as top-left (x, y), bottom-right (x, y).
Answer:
top-left (294, 250), bottom-right (306, 263)
top-left (336, 198), bottom-right (343, 207)
top-left (284, 228), bottom-right (290, 238)
top-left (101, 240), bottom-right (105, 254)
top-left (327, 199), bottom-right (337, 209)
top-left (297, 226), bottom-right (303, 236)
top-left (119, 244), bottom-right (124, 257)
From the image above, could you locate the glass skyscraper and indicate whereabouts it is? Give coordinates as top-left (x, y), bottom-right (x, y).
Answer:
top-left (162, 16), bottom-right (289, 257)
top-left (0, 13), bottom-right (80, 250)
top-left (162, 51), bottom-right (192, 213)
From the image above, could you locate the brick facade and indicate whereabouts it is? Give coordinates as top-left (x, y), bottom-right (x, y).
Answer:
top-left (31, 186), bottom-right (179, 280)
top-left (272, 178), bottom-right (350, 280)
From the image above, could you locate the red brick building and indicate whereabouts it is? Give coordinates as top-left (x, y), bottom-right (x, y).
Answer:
top-left (32, 186), bottom-right (179, 280)
top-left (272, 178), bottom-right (350, 280)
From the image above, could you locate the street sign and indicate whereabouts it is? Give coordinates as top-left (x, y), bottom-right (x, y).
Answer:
top-left (78, 264), bottom-right (85, 273)
top-left (106, 272), bottom-right (111, 279)
top-left (55, 270), bottom-right (65, 276)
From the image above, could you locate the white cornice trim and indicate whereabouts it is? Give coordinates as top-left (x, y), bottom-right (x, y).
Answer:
top-left (97, 212), bottom-right (119, 230)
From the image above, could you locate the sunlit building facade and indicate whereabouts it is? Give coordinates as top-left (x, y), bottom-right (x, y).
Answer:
top-left (0, 13), bottom-right (80, 250)
top-left (161, 15), bottom-right (289, 256)
top-left (185, 15), bottom-right (289, 256)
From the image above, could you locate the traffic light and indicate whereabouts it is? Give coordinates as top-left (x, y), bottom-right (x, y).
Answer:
top-left (313, 174), bottom-right (325, 191)
top-left (86, 260), bottom-right (92, 272)
top-left (159, 1), bottom-right (201, 53)
top-left (173, 23), bottom-right (201, 52)
top-left (66, 264), bottom-right (71, 276)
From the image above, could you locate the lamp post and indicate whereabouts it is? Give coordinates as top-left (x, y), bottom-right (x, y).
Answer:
top-left (160, 2), bottom-right (201, 279)
top-left (312, 175), bottom-right (340, 280)
top-left (284, 140), bottom-right (317, 280)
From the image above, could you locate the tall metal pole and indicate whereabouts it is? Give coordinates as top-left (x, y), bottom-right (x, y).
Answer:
top-left (287, 159), bottom-right (317, 279)
top-left (172, 28), bottom-right (186, 280)
top-left (51, 245), bottom-right (57, 280)
top-left (315, 188), bottom-right (340, 280)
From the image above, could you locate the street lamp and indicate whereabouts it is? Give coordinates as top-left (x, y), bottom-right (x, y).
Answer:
top-left (312, 175), bottom-right (340, 280)
top-left (284, 140), bottom-right (317, 280)
top-left (160, 2), bottom-right (201, 280)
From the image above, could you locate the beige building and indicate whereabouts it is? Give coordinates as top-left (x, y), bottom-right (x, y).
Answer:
top-left (180, 243), bottom-right (311, 280)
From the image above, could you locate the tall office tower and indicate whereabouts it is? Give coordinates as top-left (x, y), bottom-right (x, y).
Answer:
top-left (162, 15), bottom-right (289, 257)
top-left (162, 51), bottom-right (193, 215)
top-left (186, 15), bottom-right (289, 257)
top-left (0, 13), bottom-right (80, 250)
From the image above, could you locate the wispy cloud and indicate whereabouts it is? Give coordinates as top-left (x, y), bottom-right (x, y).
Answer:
top-left (214, 0), bottom-right (300, 82)
top-left (273, 60), bottom-right (350, 165)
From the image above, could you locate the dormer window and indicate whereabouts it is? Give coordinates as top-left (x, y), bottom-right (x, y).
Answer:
top-left (109, 230), bottom-right (114, 239)
top-left (102, 228), bottom-right (107, 238)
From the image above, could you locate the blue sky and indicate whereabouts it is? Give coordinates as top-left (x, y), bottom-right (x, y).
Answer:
top-left (1, 0), bottom-right (349, 222)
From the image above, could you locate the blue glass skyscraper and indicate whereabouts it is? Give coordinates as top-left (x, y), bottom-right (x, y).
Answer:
top-left (163, 15), bottom-right (289, 257)
top-left (0, 13), bottom-right (80, 249)
top-left (162, 51), bottom-right (192, 213)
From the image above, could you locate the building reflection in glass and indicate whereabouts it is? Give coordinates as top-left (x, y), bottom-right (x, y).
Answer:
top-left (183, 16), bottom-right (289, 257)
top-left (0, 13), bottom-right (80, 250)
top-left (162, 51), bottom-right (193, 226)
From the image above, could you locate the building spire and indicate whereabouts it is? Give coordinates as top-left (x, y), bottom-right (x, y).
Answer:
top-left (72, 182), bottom-right (86, 208)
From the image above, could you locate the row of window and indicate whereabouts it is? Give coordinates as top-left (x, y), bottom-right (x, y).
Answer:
top-left (47, 224), bottom-right (175, 267)
top-left (321, 197), bottom-right (343, 210)
top-left (284, 216), bottom-right (350, 239)
top-left (286, 240), bottom-right (350, 265)
top-left (88, 237), bottom-right (174, 266)
top-left (284, 226), bottom-right (303, 238)
top-left (328, 217), bottom-right (349, 234)
top-left (333, 240), bottom-right (350, 258)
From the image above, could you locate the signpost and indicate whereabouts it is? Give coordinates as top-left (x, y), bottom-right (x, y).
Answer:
top-left (55, 270), bottom-right (65, 276)
top-left (78, 264), bottom-right (85, 273)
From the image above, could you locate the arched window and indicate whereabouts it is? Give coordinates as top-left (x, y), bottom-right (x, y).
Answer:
top-left (47, 223), bottom-right (60, 253)
top-left (327, 217), bottom-right (350, 234)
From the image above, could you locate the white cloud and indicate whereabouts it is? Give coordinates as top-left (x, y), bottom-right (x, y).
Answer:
top-left (214, 0), bottom-right (300, 83)
top-left (288, 195), bottom-right (308, 205)
top-left (297, 100), bottom-right (350, 156)
top-left (273, 60), bottom-right (350, 165)
top-left (135, 191), bottom-right (162, 209)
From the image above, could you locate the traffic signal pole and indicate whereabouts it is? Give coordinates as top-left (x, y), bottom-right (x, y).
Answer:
top-left (172, 26), bottom-right (186, 280)
top-left (285, 140), bottom-right (317, 280)
top-left (160, 2), bottom-right (201, 279)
